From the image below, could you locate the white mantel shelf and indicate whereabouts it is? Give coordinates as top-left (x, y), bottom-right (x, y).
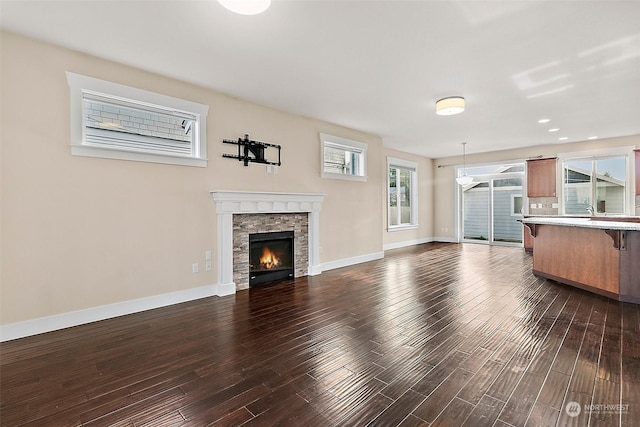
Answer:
top-left (211, 190), bottom-right (325, 214)
top-left (210, 191), bottom-right (326, 296)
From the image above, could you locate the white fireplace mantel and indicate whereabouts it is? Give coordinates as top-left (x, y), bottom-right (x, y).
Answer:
top-left (211, 191), bottom-right (325, 295)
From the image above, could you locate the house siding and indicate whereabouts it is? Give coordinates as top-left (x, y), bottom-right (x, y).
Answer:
top-left (463, 187), bottom-right (522, 242)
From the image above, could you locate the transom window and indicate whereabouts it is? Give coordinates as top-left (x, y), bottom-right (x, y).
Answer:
top-left (388, 157), bottom-right (418, 229)
top-left (67, 72), bottom-right (209, 167)
top-left (320, 133), bottom-right (367, 181)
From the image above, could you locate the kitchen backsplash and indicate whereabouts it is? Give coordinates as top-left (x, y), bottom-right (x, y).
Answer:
top-left (528, 197), bottom-right (559, 215)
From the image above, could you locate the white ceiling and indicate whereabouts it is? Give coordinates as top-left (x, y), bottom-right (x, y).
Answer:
top-left (2, 0), bottom-right (639, 158)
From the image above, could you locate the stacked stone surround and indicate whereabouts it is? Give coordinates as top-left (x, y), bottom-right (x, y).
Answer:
top-left (232, 213), bottom-right (309, 290)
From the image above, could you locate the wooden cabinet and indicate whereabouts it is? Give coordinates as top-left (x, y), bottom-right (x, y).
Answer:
top-left (527, 158), bottom-right (557, 197)
top-left (524, 218), bottom-right (640, 303)
top-left (635, 150), bottom-right (639, 195)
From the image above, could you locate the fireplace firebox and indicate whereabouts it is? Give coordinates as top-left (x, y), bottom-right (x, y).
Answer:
top-left (249, 231), bottom-right (294, 287)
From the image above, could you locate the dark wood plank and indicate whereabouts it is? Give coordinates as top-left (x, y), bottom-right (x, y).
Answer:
top-left (430, 396), bottom-right (475, 427)
top-left (368, 389), bottom-right (426, 426)
top-left (621, 302), bottom-right (640, 427)
top-left (462, 394), bottom-right (505, 427)
top-left (411, 367), bottom-right (474, 423)
top-left (0, 243), bottom-right (636, 427)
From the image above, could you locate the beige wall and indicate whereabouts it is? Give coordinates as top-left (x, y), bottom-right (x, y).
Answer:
top-left (0, 32), bottom-right (384, 325)
top-left (434, 135), bottom-right (640, 239)
top-left (382, 147), bottom-right (434, 248)
top-left (3, 31), bottom-right (637, 329)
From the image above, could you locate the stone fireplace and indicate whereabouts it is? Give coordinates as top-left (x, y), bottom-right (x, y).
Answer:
top-left (211, 191), bottom-right (325, 294)
top-left (235, 214), bottom-right (307, 289)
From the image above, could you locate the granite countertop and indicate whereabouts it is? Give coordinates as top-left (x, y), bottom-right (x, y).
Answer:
top-left (522, 216), bottom-right (640, 231)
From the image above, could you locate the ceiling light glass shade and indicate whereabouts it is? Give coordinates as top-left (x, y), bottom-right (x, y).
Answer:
top-left (217, 0), bottom-right (271, 15)
top-left (436, 97), bottom-right (465, 115)
top-left (456, 174), bottom-right (474, 185)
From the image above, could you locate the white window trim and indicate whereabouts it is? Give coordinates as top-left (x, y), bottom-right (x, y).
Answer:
top-left (557, 146), bottom-right (635, 215)
top-left (511, 194), bottom-right (523, 217)
top-left (320, 133), bottom-right (368, 181)
top-left (387, 156), bottom-right (418, 231)
top-left (66, 72), bottom-right (209, 167)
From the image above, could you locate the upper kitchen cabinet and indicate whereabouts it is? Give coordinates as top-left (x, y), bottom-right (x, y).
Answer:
top-left (527, 158), bottom-right (557, 198)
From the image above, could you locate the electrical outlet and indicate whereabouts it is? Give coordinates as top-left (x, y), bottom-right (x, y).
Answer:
top-left (206, 260), bottom-right (212, 271)
top-left (192, 263), bottom-right (199, 273)
top-left (205, 250), bottom-right (212, 260)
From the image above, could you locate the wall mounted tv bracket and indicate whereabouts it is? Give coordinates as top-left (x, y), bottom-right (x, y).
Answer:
top-left (222, 134), bottom-right (282, 167)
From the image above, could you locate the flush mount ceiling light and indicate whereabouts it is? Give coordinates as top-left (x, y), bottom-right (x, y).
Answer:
top-left (456, 142), bottom-right (474, 186)
top-left (217, 0), bottom-right (271, 15)
top-left (436, 96), bottom-right (465, 116)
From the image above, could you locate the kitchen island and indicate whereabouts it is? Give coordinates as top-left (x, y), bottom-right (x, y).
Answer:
top-left (522, 216), bottom-right (640, 303)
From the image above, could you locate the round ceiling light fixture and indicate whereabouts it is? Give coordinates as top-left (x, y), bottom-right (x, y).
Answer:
top-left (436, 96), bottom-right (465, 116)
top-left (217, 0), bottom-right (271, 15)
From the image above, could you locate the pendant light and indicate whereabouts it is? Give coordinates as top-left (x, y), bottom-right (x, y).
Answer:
top-left (456, 142), bottom-right (473, 185)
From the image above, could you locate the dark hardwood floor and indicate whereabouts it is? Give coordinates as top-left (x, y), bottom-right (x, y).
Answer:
top-left (1, 243), bottom-right (639, 426)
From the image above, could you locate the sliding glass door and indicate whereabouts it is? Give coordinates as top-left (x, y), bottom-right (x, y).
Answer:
top-left (492, 177), bottom-right (524, 244)
top-left (461, 165), bottom-right (524, 246)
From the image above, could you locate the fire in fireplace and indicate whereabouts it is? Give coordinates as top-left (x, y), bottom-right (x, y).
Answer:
top-left (249, 231), bottom-right (294, 286)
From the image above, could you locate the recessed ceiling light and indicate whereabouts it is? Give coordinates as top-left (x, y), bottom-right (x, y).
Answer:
top-left (538, 118), bottom-right (550, 124)
top-left (559, 137), bottom-right (569, 141)
top-left (217, 0), bottom-right (271, 15)
top-left (548, 128), bottom-right (560, 132)
top-left (588, 136), bottom-right (598, 140)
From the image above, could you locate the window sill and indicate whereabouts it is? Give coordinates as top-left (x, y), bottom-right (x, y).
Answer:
top-left (387, 224), bottom-right (419, 232)
top-left (71, 145), bottom-right (207, 167)
top-left (321, 171), bottom-right (367, 182)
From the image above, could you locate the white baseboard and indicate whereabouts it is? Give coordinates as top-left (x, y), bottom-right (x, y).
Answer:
top-left (308, 264), bottom-right (323, 276)
top-left (433, 236), bottom-right (458, 243)
top-left (0, 284), bottom-right (222, 342)
top-left (383, 237), bottom-right (434, 251)
top-left (217, 282), bottom-right (236, 296)
top-left (321, 251), bottom-right (384, 272)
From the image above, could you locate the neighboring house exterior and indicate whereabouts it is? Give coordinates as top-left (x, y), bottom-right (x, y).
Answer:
top-left (462, 164), bottom-right (626, 243)
top-left (463, 181), bottom-right (523, 243)
top-left (564, 166), bottom-right (625, 214)
top-left (461, 164), bottom-right (524, 243)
